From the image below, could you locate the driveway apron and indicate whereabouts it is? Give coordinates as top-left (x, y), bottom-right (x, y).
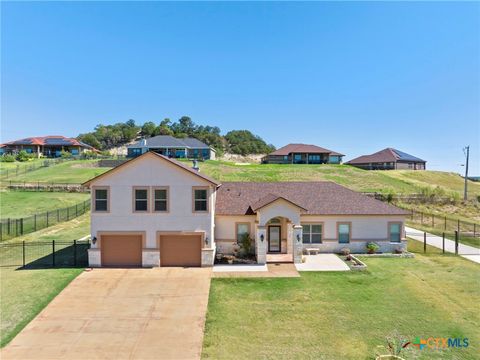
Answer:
top-left (1, 268), bottom-right (212, 360)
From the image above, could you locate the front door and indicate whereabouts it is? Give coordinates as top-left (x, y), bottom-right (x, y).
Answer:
top-left (268, 226), bottom-right (281, 253)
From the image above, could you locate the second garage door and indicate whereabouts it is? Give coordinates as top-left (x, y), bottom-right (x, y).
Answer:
top-left (101, 234), bottom-right (143, 267)
top-left (160, 234), bottom-right (202, 267)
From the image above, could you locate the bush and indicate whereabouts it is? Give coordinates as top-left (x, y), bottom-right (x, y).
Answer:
top-left (60, 150), bottom-right (73, 159)
top-left (366, 242), bottom-right (380, 254)
top-left (0, 154), bottom-right (16, 162)
top-left (16, 150), bottom-right (34, 162)
top-left (81, 150), bottom-right (98, 159)
top-left (238, 233), bottom-right (254, 258)
top-left (340, 247), bottom-right (350, 256)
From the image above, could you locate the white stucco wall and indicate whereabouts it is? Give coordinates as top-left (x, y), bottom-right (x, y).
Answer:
top-left (90, 154), bottom-right (216, 253)
top-left (257, 199), bottom-right (301, 226)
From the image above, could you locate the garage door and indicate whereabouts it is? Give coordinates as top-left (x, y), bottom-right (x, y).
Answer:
top-left (160, 235), bottom-right (202, 267)
top-left (101, 234), bottom-right (142, 267)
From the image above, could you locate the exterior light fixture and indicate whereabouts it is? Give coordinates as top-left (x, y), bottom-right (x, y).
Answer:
top-left (260, 234), bottom-right (264, 242)
top-left (92, 236), bottom-right (97, 245)
top-left (205, 236), bottom-right (209, 245)
top-left (296, 234), bottom-right (301, 242)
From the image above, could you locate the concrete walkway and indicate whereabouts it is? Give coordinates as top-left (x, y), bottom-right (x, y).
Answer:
top-left (406, 226), bottom-right (480, 264)
top-left (1, 268), bottom-right (212, 360)
top-left (295, 254), bottom-right (350, 271)
top-left (213, 264), bottom-right (268, 272)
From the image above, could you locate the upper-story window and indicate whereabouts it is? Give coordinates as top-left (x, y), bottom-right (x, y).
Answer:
top-left (153, 187), bottom-right (168, 212)
top-left (134, 187), bottom-right (149, 212)
top-left (389, 223), bottom-right (402, 242)
top-left (193, 187), bottom-right (208, 212)
top-left (93, 187), bottom-right (109, 212)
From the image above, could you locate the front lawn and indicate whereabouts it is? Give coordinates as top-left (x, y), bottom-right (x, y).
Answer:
top-left (203, 240), bottom-right (480, 359)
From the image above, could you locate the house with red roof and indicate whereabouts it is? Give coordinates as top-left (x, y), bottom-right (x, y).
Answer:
top-left (262, 143), bottom-right (344, 164)
top-left (0, 135), bottom-right (98, 158)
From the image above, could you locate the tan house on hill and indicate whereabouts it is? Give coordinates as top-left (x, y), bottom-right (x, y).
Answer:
top-left (83, 151), bottom-right (408, 268)
top-left (262, 143), bottom-right (344, 164)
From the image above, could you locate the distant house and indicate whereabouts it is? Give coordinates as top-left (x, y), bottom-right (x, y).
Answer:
top-left (346, 148), bottom-right (426, 170)
top-left (127, 135), bottom-right (215, 160)
top-left (0, 136), bottom-right (98, 158)
top-left (262, 143), bottom-right (344, 164)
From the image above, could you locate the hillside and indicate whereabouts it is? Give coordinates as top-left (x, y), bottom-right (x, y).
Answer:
top-left (2, 159), bottom-right (479, 199)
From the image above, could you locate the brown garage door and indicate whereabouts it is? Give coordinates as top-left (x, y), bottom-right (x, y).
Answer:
top-left (101, 234), bottom-right (142, 267)
top-left (160, 235), bottom-right (202, 267)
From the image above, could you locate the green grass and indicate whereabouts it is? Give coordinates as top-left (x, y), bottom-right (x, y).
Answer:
top-left (202, 239), bottom-right (480, 359)
top-left (0, 215), bottom-right (90, 347)
top-left (193, 161), bottom-right (480, 198)
top-left (2, 160), bottom-right (110, 184)
top-left (0, 191), bottom-right (90, 218)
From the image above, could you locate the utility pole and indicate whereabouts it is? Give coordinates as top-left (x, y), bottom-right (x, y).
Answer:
top-left (463, 145), bottom-right (470, 201)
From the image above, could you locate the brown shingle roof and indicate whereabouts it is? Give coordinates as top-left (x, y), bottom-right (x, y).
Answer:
top-left (269, 143), bottom-right (344, 156)
top-left (215, 182), bottom-right (409, 216)
top-left (346, 148), bottom-right (426, 165)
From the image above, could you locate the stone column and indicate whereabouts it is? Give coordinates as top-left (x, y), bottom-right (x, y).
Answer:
top-left (256, 226), bottom-right (267, 265)
top-left (293, 225), bottom-right (303, 263)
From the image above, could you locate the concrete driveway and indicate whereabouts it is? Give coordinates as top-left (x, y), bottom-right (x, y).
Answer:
top-left (1, 268), bottom-right (212, 360)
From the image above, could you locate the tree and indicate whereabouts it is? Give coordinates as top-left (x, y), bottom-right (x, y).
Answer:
top-left (77, 133), bottom-right (102, 150)
top-left (141, 122), bottom-right (157, 137)
top-left (224, 130), bottom-right (275, 155)
top-left (154, 118), bottom-right (174, 136)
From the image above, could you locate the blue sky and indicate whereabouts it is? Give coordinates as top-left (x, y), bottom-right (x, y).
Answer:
top-left (1, 2), bottom-right (479, 174)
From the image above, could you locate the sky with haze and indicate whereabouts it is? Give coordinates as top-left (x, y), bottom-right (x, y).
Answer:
top-left (1, 1), bottom-right (479, 174)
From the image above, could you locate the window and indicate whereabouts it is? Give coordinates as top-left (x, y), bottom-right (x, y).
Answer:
top-left (127, 148), bottom-right (142, 158)
top-left (94, 188), bottom-right (109, 212)
top-left (338, 223), bottom-right (351, 243)
top-left (389, 223), bottom-right (401, 242)
top-left (193, 188), bottom-right (208, 212)
top-left (153, 187), bottom-right (168, 212)
top-left (134, 188), bottom-right (149, 212)
top-left (236, 223), bottom-right (250, 243)
top-left (302, 224), bottom-right (322, 244)
top-left (202, 149), bottom-right (210, 159)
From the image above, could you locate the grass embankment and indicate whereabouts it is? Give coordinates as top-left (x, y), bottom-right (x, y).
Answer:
top-left (0, 214), bottom-right (90, 347)
top-left (0, 191), bottom-right (90, 218)
top-left (2, 160), bottom-right (110, 184)
top-left (203, 239), bottom-right (479, 359)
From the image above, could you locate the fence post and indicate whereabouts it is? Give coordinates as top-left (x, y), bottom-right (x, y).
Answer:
top-left (454, 231), bottom-right (459, 255)
top-left (23, 241), bottom-right (26, 267)
top-left (474, 224), bottom-right (477, 238)
top-left (34, 214), bottom-right (37, 231)
top-left (76, 204), bottom-right (78, 217)
top-left (423, 232), bottom-right (426, 253)
top-left (442, 233), bottom-right (445, 254)
top-left (67, 207), bottom-right (69, 221)
top-left (46, 211), bottom-right (49, 228)
top-left (74, 240), bottom-right (77, 267)
top-left (15, 219), bottom-right (18, 237)
top-left (52, 240), bottom-right (55, 267)
top-left (411, 209), bottom-right (414, 221)
top-left (444, 216), bottom-right (447, 230)
top-left (20, 218), bottom-right (23, 235)
top-left (83, 200), bottom-right (86, 213)
top-left (457, 220), bottom-right (460, 234)
top-left (421, 212), bottom-right (424, 225)
top-left (7, 218), bottom-right (10, 235)
top-left (57, 209), bottom-right (60, 222)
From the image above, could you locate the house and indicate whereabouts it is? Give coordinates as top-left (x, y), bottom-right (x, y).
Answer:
top-left (127, 135), bottom-right (215, 160)
top-left (346, 148), bottom-right (426, 170)
top-left (83, 151), bottom-right (408, 268)
top-left (0, 135), bottom-right (98, 158)
top-left (262, 143), bottom-right (344, 164)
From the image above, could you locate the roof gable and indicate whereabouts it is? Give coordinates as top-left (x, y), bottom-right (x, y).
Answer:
top-left (250, 193), bottom-right (307, 212)
top-left (82, 151), bottom-right (220, 187)
top-left (347, 148), bottom-right (425, 164)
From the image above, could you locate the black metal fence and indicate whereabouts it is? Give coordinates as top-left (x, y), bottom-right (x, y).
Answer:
top-left (0, 199), bottom-right (90, 241)
top-left (406, 230), bottom-right (480, 256)
top-left (0, 158), bottom-right (70, 179)
top-left (0, 240), bottom-right (90, 268)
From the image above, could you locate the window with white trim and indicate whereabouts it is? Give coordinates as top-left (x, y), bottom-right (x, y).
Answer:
top-left (154, 188), bottom-right (168, 212)
top-left (193, 188), bottom-right (208, 212)
top-left (94, 188), bottom-right (108, 212)
top-left (389, 223), bottom-right (401, 243)
top-left (134, 188), bottom-right (149, 212)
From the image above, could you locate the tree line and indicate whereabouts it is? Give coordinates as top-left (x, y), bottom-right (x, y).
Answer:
top-left (77, 116), bottom-right (275, 156)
